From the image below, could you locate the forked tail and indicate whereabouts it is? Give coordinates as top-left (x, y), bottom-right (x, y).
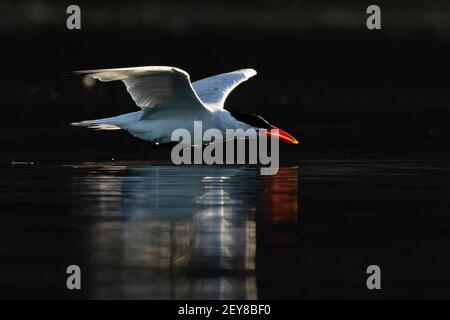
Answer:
top-left (70, 120), bottom-right (121, 130)
top-left (70, 111), bottom-right (142, 131)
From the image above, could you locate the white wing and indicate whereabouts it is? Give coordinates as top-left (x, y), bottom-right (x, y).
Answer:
top-left (192, 69), bottom-right (257, 110)
top-left (75, 66), bottom-right (207, 112)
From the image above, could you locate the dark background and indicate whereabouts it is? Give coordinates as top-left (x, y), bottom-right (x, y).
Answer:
top-left (1, 0), bottom-right (450, 300)
top-left (1, 0), bottom-right (450, 160)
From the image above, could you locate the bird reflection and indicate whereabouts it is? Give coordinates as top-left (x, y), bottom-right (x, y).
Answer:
top-left (70, 164), bottom-right (298, 299)
top-left (260, 167), bottom-right (300, 245)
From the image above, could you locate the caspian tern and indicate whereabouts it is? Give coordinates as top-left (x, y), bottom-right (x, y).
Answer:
top-left (71, 66), bottom-right (298, 145)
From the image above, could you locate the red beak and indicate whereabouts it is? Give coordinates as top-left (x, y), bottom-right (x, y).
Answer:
top-left (264, 127), bottom-right (299, 144)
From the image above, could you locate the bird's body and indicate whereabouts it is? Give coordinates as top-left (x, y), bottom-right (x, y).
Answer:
top-left (72, 66), bottom-right (298, 145)
top-left (92, 108), bottom-right (251, 144)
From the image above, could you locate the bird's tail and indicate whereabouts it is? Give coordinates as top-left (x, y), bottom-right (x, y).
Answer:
top-left (70, 119), bottom-right (121, 131)
top-left (71, 111), bottom-right (141, 130)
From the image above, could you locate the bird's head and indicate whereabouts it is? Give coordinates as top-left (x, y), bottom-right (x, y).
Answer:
top-left (230, 111), bottom-right (299, 144)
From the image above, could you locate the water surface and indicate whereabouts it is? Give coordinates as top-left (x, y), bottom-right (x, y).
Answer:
top-left (1, 159), bottom-right (449, 299)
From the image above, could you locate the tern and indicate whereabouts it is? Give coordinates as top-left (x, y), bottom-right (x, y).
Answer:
top-left (71, 66), bottom-right (299, 145)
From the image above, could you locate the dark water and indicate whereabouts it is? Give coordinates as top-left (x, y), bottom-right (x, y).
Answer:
top-left (1, 156), bottom-right (450, 299)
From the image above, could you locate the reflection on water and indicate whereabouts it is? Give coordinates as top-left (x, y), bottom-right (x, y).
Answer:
top-left (5, 159), bottom-right (450, 298)
top-left (70, 165), bottom-right (299, 299)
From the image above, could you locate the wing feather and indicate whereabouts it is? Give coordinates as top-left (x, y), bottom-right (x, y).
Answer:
top-left (192, 68), bottom-right (257, 110)
top-left (74, 66), bottom-right (207, 112)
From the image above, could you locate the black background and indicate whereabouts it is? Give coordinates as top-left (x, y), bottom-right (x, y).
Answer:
top-left (1, 0), bottom-right (450, 159)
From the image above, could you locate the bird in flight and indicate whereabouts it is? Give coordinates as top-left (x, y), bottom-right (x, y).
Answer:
top-left (71, 66), bottom-right (299, 145)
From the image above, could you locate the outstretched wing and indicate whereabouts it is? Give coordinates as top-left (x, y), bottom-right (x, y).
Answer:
top-left (192, 69), bottom-right (257, 110)
top-left (75, 66), bottom-right (207, 112)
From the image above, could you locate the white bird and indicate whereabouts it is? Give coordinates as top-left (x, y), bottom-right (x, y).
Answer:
top-left (71, 66), bottom-right (298, 145)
